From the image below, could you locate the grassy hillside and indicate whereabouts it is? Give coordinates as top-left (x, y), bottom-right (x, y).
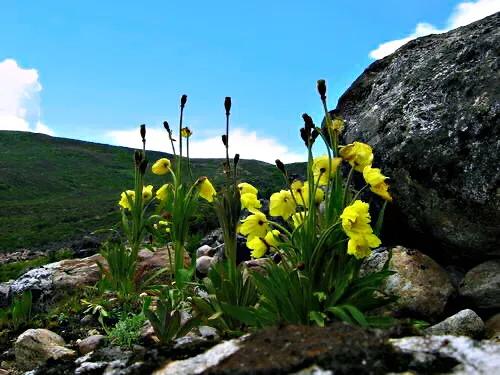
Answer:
top-left (0, 131), bottom-right (304, 252)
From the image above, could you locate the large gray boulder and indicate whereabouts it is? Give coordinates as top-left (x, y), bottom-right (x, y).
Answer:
top-left (335, 13), bottom-right (500, 263)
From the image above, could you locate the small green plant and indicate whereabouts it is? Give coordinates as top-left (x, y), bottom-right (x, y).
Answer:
top-left (0, 290), bottom-right (34, 331)
top-left (81, 299), bottom-right (109, 330)
top-left (143, 288), bottom-right (198, 344)
top-left (108, 313), bottom-right (146, 348)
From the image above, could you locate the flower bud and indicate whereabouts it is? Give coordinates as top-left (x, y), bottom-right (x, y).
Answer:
top-left (224, 97), bottom-right (231, 116)
top-left (317, 79), bottom-right (327, 100)
top-left (234, 153), bottom-right (240, 167)
top-left (140, 124), bottom-right (146, 141)
top-left (221, 134), bottom-right (228, 147)
top-left (139, 159), bottom-right (148, 176)
top-left (302, 113), bottom-right (314, 131)
top-left (275, 159), bottom-right (286, 174)
top-left (163, 121), bottom-right (171, 133)
top-left (180, 94), bottom-right (188, 108)
top-left (134, 150), bottom-right (144, 166)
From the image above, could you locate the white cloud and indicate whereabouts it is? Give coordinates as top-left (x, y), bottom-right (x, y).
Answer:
top-left (106, 126), bottom-right (305, 163)
top-left (0, 58), bottom-right (54, 135)
top-left (369, 0), bottom-right (500, 59)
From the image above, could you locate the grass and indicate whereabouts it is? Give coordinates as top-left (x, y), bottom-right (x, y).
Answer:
top-left (0, 131), bottom-right (304, 253)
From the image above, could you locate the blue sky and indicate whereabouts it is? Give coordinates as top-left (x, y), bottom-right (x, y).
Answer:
top-left (1, 0), bottom-right (498, 162)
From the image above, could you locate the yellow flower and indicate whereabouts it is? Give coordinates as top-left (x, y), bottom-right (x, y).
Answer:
top-left (269, 190), bottom-right (296, 219)
top-left (291, 180), bottom-right (305, 202)
top-left (331, 117), bottom-right (344, 132)
top-left (291, 211), bottom-right (306, 228)
top-left (241, 193), bottom-right (262, 212)
top-left (340, 200), bottom-right (373, 237)
top-left (301, 183), bottom-right (325, 208)
top-left (198, 177), bottom-right (217, 202)
top-left (118, 190), bottom-right (135, 210)
top-left (239, 211), bottom-right (268, 240)
top-left (238, 182), bottom-right (258, 195)
top-left (246, 230), bottom-right (280, 258)
top-left (347, 233), bottom-right (381, 259)
top-left (181, 127), bottom-right (192, 138)
top-left (156, 184), bottom-right (170, 201)
top-left (142, 185), bottom-right (153, 201)
top-left (339, 142), bottom-right (373, 172)
top-left (363, 166), bottom-right (392, 202)
top-left (312, 155), bottom-right (342, 186)
top-left (152, 158), bottom-right (171, 175)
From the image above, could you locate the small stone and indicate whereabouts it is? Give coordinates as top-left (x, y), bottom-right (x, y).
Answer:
top-left (74, 361), bottom-right (108, 375)
top-left (0, 282), bottom-right (11, 308)
top-left (196, 256), bottom-right (214, 274)
top-left (80, 314), bottom-right (93, 325)
top-left (15, 329), bottom-right (77, 371)
top-left (198, 326), bottom-right (219, 340)
top-left (196, 245), bottom-right (214, 258)
top-left (424, 309), bottom-right (484, 338)
top-left (485, 313), bottom-right (500, 341)
top-left (459, 260), bottom-right (500, 309)
top-left (77, 335), bottom-right (106, 355)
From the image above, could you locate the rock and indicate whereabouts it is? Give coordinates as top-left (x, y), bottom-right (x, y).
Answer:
top-left (8, 247), bottom-right (188, 311)
top-left (485, 313), bottom-right (500, 341)
top-left (80, 314), bottom-right (93, 325)
top-left (15, 329), bottom-right (76, 371)
top-left (459, 260), bottom-right (500, 309)
top-left (425, 309), bottom-right (485, 338)
top-left (391, 335), bottom-right (500, 374)
top-left (77, 335), bottom-right (106, 355)
top-left (335, 13), bottom-right (500, 263)
top-left (0, 282), bottom-right (11, 308)
top-left (71, 235), bottom-right (101, 258)
top-left (361, 246), bottom-right (454, 320)
top-left (196, 256), bottom-right (214, 275)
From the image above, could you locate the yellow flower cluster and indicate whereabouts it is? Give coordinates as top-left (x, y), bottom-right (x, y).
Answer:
top-left (118, 185), bottom-right (154, 210)
top-left (238, 182), bottom-right (261, 212)
top-left (246, 229), bottom-right (280, 258)
top-left (340, 200), bottom-right (381, 259)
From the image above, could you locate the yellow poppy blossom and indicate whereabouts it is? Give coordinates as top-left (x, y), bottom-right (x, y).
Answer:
top-left (241, 193), bottom-right (262, 212)
top-left (340, 200), bottom-right (373, 237)
top-left (363, 165), bottom-right (392, 202)
top-left (181, 127), bottom-right (192, 138)
top-left (347, 233), bottom-right (381, 259)
top-left (238, 182), bottom-right (258, 195)
top-left (291, 180), bottom-right (305, 203)
top-left (152, 158), bottom-right (171, 175)
top-left (156, 184), bottom-right (170, 201)
top-left (239, 211), bottom-right (268, 240)
top-left (301, 183), bottom-right (325, 208)
top-left (339, 142), bottom-right (373, 172)
top-left (269, 190), bottom-right (296, 219)
top-left (118, 190), bottom-right (135, 210)
top-left (198, 177), bottom-right (217, 202)
top-left (246, 229), bottom-right (280, 258)
top-left (312, 155), bottom-right (342, 185)
top-left (291, 211), bottom-right (307, 228)
top-left (142, 185), bottom-right (153, 201)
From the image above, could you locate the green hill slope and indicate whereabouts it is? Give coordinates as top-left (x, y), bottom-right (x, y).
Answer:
top-left (0, 131), bottom-right (304, 252)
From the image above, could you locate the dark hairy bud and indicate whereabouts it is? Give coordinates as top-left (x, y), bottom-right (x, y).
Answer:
top-left (221, 134), bottom-right (228, 147)
top-left (302, 113), bottom-right (314, 131)
top-left (224, 96), bottom-right (232, 116)
top-left (234, 153), bottom-right (240, 167)
top-left (317, 79), bottom-right (327, 100)
top-left (275, 159), bottom-right (286, 174)
top-left (139, 159), bottom-right (148, 176)
top-left (134, 150), bottom-right (144, 166)
top-left (311, 128), bottom-right (319, 143)
top-left (300, 128), bottom-right (308, 146)
top-left (180, 94), bottom-right (188, 108)
top-left (140, 124), bottom-right (146, 141)
top-left (163, 121), bottom-right (171, 133)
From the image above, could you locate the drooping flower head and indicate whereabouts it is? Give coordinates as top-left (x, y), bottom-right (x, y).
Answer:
top-left (152, 158), bottom-right (171, 175)
top-left (181, 127), bottom-right (193, 138)
top-left (197, 177), bottom-right (217, 202)
top-left (246, 229), bottom-right (280, 258)
top-left (241, 193), bottom-right (262, 212)
top-left (312, 155), bottom-right (342, 186)
top-left (340, 200), bottom-right (373, 237)
top-left (156, 184), bottom-right (171, 201)
top-left (347, 233), bottom-right (381, 259)
top-left (269, 190), bottom-right (296, 220)
top-left (118, 190), bottom-right (135, 210)
top-left (239, 211), bottom-right (269, 240)
top-left (363, 165), bottom-right (392, 202)
top-left (339, 142), bottom-right (373, 172)
top-left (142, 185), bottom-right (154, 201)
top-left (238, 182), bottom-right (258, 195)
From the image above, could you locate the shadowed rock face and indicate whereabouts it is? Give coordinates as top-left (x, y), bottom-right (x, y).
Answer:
top-left (335, 13), bottom-right (500, 264)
